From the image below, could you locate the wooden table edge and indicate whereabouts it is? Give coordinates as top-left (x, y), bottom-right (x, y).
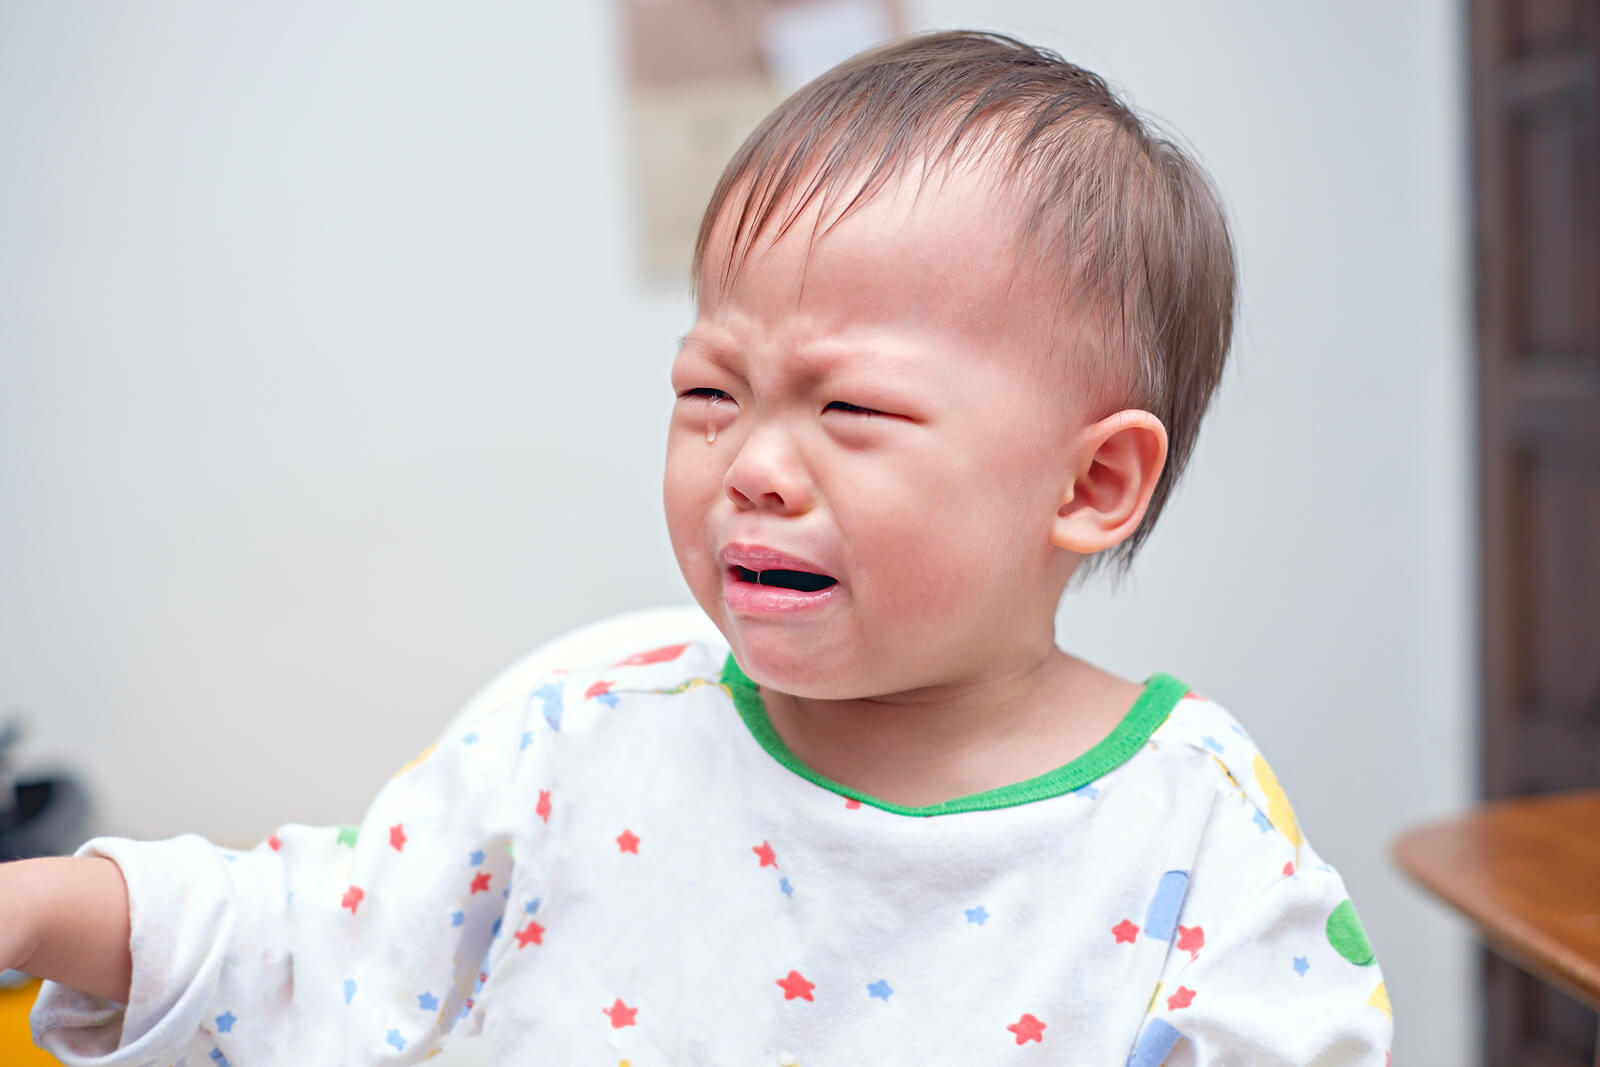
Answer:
top-left (1392, 820), bottom-right (1600, 1013)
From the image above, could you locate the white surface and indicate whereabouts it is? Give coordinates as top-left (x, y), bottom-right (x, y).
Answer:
top-left (0, 3), bottom-right (1472, 1063)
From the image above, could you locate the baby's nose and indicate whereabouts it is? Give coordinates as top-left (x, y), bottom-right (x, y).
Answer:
top-left (723, 428), bottom-right (813, 515)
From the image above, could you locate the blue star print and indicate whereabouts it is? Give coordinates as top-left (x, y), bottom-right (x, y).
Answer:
top-left (470, 849), bottom-right (485, 866)
top-left (386, 1029), bottom-right (406, 1051)
top-left (780, 877), bottom-right (794, 897)
top-left (1072, 784), bottom-right (1098, 800)
top-left (1253, 810), bottom-right (1273, 833)
top-left (343, 979), bottom-right (356, 1005)
top-left (524, 898), bottom-right (541, 914)
top-left (418, 992), bottom-right (440, 1011)
top-left (595, 692), bottom-right (620, 708)
top-left (533, 682), bottom-right (564, 731)
top-left (1293, 956), bottom-right (1309, 976)
top-left (461, 732), bottom-right (479, 746)
top-left (868, 980), bottom-right (893, 1001)
top-left (1202, 736), bottom-right (1224, 753)
top-left (215, 1011), bottom-right (235, 1033)
top-left (520, 730), bottom-right (533, 751)
top-left (209, 1049), bottom-right (232, 1067)
top-left (451, 911), bottom-right (465, 928)
top-left (966, 905), bottom-right (989, 925)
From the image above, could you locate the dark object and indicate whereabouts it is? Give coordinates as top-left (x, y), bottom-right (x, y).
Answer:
top-left (1471, 0), bottom-right (1600, 1063)
top-left (0, 720), bottom-right (92, 863)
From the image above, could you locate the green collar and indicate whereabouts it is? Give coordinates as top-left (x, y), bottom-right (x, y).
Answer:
top-left (719, 654), bottom-right (1187, 817)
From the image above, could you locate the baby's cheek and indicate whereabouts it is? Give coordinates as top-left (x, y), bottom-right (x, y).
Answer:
top-left (662, 474), bottom-right (710, 575)
top-left (866, 521), bottom-right (976, 614)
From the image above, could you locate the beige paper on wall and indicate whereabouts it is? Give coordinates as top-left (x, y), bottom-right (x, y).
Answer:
top-left (623, 0), bottom-right (901, 280)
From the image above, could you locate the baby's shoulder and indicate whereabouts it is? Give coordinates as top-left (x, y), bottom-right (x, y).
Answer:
top-left (1145, 684), bottom-right (1307, 854)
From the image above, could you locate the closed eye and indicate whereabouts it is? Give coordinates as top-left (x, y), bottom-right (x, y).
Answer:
top-left (680, 388), bottom-right (733, 402)
top-left (824, 401), bottom-right (883, 417)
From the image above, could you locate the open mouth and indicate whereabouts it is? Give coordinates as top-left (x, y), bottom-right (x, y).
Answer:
top-left (730, 566), bottom-right (838, 593)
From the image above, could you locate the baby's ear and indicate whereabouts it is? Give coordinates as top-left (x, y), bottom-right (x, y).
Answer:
top-left (1049, 409), bottom-right (1169, 555)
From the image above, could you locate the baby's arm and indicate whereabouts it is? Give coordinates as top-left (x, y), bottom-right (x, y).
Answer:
top-left (1, 856), bottom-right (131, 1003)
top-left (21, 686), bottom-right (548, 1065)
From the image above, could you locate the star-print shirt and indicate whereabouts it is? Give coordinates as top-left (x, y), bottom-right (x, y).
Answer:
top-left (32, 641), bottom-right (1392, 1065)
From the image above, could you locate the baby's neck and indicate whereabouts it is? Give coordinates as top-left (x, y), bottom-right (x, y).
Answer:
top-left (758, 649), bottom-right (1144, 808)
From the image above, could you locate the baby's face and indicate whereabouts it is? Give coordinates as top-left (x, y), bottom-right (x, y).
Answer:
top-left (665, 165), bottom-right (1090, 700)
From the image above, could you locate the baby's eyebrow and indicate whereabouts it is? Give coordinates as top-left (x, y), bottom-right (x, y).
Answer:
top-left (788, 342), bottom-right (921, 382)
top-left (675, 332), bottom-right (916, 385)
top-left (675, 332), bottom-right (721, 357)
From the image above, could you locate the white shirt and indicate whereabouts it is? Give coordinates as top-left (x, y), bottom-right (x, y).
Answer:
top-left (33, 640), bottom-right (1392, 1065)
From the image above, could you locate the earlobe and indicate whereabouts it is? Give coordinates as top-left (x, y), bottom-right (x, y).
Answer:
top-left (1049, 410), bottom-right (1169, 556)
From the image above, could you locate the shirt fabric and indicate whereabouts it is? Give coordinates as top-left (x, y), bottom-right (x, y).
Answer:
top-left (32, 640), bottom-right (1392, 1065)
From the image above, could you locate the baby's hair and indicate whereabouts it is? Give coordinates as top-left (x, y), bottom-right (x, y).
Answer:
top-left (693, 30), bottom-right (1237, 575)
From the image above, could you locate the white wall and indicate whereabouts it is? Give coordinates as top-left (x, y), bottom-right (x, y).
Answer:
top-left (0, 3), bottom-right (1474, 1063)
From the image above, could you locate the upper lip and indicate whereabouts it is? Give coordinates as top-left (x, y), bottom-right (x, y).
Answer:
top-left (718, 542), bottom-right (833, 576)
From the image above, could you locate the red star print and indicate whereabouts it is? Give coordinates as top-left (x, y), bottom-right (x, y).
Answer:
top-left (1177, 924), bottom-right (1205, 960)
top-left (602, 998), bottom-right (638, 1027)
top-left (1284, 861), bottom-right (1295, 877)
top-left (1112, 919), bottom-right (1140, 944)
top-left (470, 871), bottom-right (492, 894)
top-left (776, 970), bottom-right (815, 1001)
top-left (1167, 986), bottom-right (1196, 1011)
top-left (536, 789), bottom-right (552, 823)
top-left (267, 834), bottom-right (282, 851)
top-left (617, 829), bottom-right (640, 853)
top-left (340, 886), bottom-right (364, 914)
top-left (584, 680), bottom-right (615, 700)
top-left (389, 824), bottom-right (407, 852)
top-left (1006, 1013), bottom-right (1046, 1044)
top-left (515, 921), bottom-right (544, 948)
top-left (613, 643), bottom-right (687, 666)
top-left (753, 841), bottom-right (778, 868)
top-left (844, 798), bottom-right (861, 809)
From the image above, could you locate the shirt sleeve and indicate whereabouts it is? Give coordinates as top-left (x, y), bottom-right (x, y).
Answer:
top-left (1125, 863), bottom-right (1392, 1066)
top-left (1122, 768), bottom-right (1393, 1066)
top-left (30, 689), bottom-right (547, 1066)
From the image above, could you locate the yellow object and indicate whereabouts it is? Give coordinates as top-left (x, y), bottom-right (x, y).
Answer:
top-left (0, 978), bottom-right (61, 1066)
top-left (1367, 980), bottom-right (1392, 1021)
top-left (1252, 753), bottom-right (1303, 851)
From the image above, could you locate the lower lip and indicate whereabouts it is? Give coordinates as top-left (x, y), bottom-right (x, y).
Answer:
top-left (723, 570), bottom-right (841, 615)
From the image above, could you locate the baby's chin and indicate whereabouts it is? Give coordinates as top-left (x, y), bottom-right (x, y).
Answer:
top-left (726, 632), bottom-right (912, 702)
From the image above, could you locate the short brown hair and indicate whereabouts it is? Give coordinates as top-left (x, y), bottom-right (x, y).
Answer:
top-left (693, 30), bottom-right (1237, 575)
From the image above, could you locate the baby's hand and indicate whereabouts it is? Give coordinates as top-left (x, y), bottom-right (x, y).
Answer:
top-left (0, 856), bottom-right (131, 1003)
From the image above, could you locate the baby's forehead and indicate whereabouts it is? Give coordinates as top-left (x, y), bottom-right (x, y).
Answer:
top-left (697, 163), bottom-right (1069, 351)
top-left (697, 137), bottom-right (1035, 295)
top-left (696, 168), bottom-right (1105, 398)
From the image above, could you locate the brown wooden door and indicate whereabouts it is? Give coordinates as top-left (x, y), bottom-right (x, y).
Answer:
top-left (1473, 0), bottom-right (1600, 1063)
